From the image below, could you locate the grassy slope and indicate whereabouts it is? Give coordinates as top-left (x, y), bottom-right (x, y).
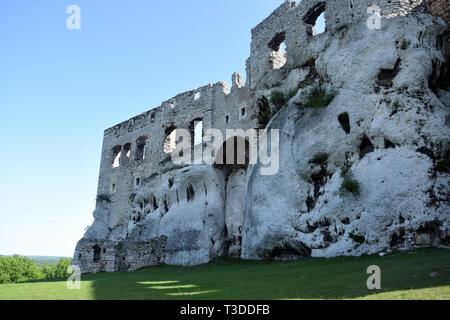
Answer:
top-left (0, 248), bottom-right (449, 300)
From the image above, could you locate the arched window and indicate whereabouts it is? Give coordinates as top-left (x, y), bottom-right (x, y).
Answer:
top-left (303, 2), bottom-right (326, 36)
top-left (268, 32), bottom-right (287, 69)
top-left (194, 120), bottom-right (203, 146)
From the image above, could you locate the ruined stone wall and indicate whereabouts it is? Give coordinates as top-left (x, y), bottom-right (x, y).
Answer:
top-left (96, 0), bottom-right (436, 233)
top-left (247, 0), bottom-right (428, 90)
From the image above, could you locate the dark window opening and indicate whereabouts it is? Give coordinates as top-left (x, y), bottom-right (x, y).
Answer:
top-left (135, 136), bottom-right (148, 161)
top-left (152, 196), bottom-right (158, 210)
top-left (122, 143), bottom-right (131, 165)
top-left (360, 135), bottom-right (375, 158)
top-left (338, 113), bottom-right (351, 134)
top-left (163, 198), bottom-right (169, 213)
top-left (240, 107), bottom-right (246, 119)
top-left (123, 143), bottom-right (131, 158)
top-left (93, 245), bottom-right (101, 263)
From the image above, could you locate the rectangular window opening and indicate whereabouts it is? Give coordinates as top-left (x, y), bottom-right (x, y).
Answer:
top-left (134, 177), bottom-right (141, 188)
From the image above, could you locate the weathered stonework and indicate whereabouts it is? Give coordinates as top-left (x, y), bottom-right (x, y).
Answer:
top-left (74, 0), bottom-right (449, 273)
top-left (428, 0), bottom-right (450, 77)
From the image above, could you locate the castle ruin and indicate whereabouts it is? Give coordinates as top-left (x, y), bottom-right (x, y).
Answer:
top-left (74, 0), bottom-right (449, 273)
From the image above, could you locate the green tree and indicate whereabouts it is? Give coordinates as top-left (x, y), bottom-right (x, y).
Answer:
top-left (0, 255), bottom-right (44, 284)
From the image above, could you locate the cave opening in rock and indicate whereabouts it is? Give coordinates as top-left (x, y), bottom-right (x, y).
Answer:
top-left (359, 135), bottom-right (375, 158)
top-left (186, 183), bottom-right (195, 202)
top-left (135, 136), bottom-right (148, 161)
top-left (377, 59), bottom-right (401, 87)
top-left (213, 136), bottom-right (250, 179)
top-left (338, 112), bottom-right (351, 134)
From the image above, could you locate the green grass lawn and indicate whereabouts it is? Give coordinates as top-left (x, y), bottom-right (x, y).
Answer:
top-left (0, 248), bottom-right (449, 300)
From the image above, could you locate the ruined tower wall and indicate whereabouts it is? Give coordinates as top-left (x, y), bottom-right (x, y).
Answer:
top-left (247, 0), bottom-right (428, 90)
top-left (98, 79), bottom-right (256, 229)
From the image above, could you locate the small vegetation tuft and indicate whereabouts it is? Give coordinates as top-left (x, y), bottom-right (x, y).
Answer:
top-left (299, 79), bottom-right (314, 89)
top-left (297, 88), bottom-right (335, 109)
top-left (436, 159), bottom-right (448, 173)
top-left (287, 90), bottom-right (298, 101)
top-left (349, 233), bottom-right (366, 245)
top-left (115, 242), bottom-right (125, 251)
top-left (340, 167), bottom-right (361, 197)
top-left (160, 155), bottom-right (172, 165)
top-left (400, 39), bottom-right (411, 50)
top-left (270, 90), bottom-right (287, 109)
top-left (309, 152), bottom-right (329, 165)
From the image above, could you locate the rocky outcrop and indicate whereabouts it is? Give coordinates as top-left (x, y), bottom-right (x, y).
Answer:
top-left (242, 7), bottom-right (450, 260)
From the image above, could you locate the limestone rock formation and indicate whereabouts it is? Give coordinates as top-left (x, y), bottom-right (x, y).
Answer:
top-left (74, 0), bottom-right (449, 273)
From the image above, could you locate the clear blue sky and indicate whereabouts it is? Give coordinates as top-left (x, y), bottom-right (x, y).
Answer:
top-left (0, 0), bottom-right (324, 257)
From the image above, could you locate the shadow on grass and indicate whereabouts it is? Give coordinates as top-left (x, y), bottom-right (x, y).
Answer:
top-left (84, 248), bottom-right (450, 300)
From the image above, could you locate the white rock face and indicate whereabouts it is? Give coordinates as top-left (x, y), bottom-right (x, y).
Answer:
top-left (242, 13), bottom-right (449, 260)
top-left (130, 166), bottom-right (227, 266)
top-left (225, 169), bottom-right (249, 257)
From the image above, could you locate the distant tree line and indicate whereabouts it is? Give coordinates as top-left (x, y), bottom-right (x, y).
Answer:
top-left (0, 255), bottom-right (72, 284)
